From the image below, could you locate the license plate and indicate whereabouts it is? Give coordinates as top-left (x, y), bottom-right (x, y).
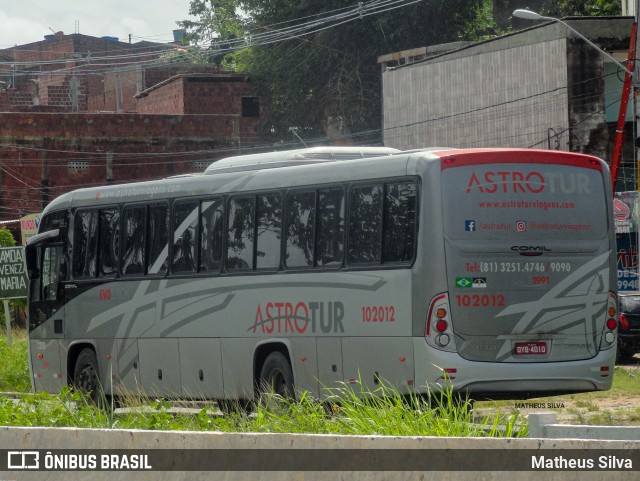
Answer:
top-left (513, 341), bottom-right (548, 355)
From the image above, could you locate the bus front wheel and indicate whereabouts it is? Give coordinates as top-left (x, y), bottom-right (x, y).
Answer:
top-left (73, 348), bottom-right (102, 405)
top-left (258, 352), bottom-right (295, 401)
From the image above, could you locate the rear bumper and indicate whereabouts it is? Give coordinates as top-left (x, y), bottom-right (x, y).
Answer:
top-left (413, 338), bottom-right (614, 399)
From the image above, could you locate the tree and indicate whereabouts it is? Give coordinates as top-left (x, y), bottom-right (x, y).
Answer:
top-left (179, 0), bottom-right (620, 145)
top-left (180, 0), bottom-right (490, 145)
top-left (540, 0), bottom-right (621, 17)
top-left (0, 228), bottom-right (16, 247)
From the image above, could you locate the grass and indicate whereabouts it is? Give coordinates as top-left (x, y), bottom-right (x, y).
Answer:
top-left (475, 365), bottom-right (640, 426)
top-left (0, 384), bottom-right (526, 437)
top-left (0, 331), bottom-right (523, 435)
top-left (0, 329), bottom-right (636, 431)
top-left (0, 328), bottom-right (30, 392)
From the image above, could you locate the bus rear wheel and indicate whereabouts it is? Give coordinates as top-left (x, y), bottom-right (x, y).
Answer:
top-left (73, 348), bottom-right (102, 405)
top-left (258, 352), bottom-right (295, 402)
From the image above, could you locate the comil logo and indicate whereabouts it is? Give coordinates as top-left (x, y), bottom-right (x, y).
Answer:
top-left (516, 220), bottom-right (527, 232)
top-left (8, 451), bottom-right (39, 469)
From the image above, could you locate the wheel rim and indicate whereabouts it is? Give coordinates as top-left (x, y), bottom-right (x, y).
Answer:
top-left (269, 369), bottom-right (287, 396)
top-left (77, 364), bottom-right (97, 394)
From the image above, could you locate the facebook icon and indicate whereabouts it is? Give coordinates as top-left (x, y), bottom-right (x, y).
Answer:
top-left (465, 220), bottom-right (476, 232)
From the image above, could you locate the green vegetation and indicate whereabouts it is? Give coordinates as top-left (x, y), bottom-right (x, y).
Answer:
top-left (0, 227), bottom-right (16, 247)
top-left (179, 0), bottom-right (507, 145)
top-left (1, 330), bottom-right (636, 431)
top-left (0, 385), bottom-right (525, 437)
top-left (476, 366), bottom-right (640, 426)
top-left (177, 0), bottom-right (621, 145)
top-left (0, 331), bottom-right (524, 435)
top-left (539, 0), bottom-right (621, 17)
top-left (0, 329), bottom-right (30, 392)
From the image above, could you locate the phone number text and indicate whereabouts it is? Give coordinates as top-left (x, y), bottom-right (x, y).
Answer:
top-left (479, 262), bottom-right (571, 273)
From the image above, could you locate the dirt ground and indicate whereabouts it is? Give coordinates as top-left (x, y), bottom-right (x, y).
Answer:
top-left (474, 355), bottom-right (640, 426)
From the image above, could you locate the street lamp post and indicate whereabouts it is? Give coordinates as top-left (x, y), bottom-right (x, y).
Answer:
top-left (514, 8), bottom-right (637, 190)
top-left (512, 9), bottom-right (635, 77)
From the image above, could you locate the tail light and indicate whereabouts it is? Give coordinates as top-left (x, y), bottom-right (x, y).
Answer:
top-left (600, 292), bottom-right (617, 349)
top-left (619, 313), bottom-right (630, 331)
top-left (425, 293), bottom-right (456, 352)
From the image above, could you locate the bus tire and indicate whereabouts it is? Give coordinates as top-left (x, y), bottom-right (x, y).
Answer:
top-left (73, 348), bottom-right (102, 405)
top-left (258, 351), bottom-right (295, 401)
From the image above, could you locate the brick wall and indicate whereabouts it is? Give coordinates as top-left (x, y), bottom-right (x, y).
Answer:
top-left (136, 76), bottom-right (259, 115)
top-left (0, 34), bottom-right (169, 71)
top-left (135, 76), bottom-right (264, 148)
top-left (182, 77), bottom-right (252, 115)
top-left (85, 74), bottom-right (107, 112)
top-left (0, 112), bottom-right (246, 219)
top-left (0, 33), bottom-right (171, 113)
top-left (0, 37), bottom-right (267, 221)
top-left (137, 78), bottom-right (185, 114)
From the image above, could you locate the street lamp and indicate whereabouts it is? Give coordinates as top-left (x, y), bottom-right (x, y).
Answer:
top-left (512, 9), bottom-right (635, 77)
top-left (514, 8), bottom-right (638, 194)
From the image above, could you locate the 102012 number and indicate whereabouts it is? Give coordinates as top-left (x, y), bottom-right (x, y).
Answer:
top-left (455, 294), bottom-right (505, 307)
top-left (362, 306), bottom-right (396, 322)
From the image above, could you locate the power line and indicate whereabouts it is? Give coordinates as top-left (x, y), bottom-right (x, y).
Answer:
top-left (0, 0), bottom-right (421, 77)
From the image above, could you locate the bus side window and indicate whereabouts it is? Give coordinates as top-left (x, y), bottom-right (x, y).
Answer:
top-left (348, 184), bottom-right (383, 265)
top-left (73, 210), bottom-right (98, 278)
top-left (227, 196), bottom-right (255, 271)
top-left (316, 188), bottom-right (345, 267)
top-left (172, 201), bottom-right (198, 274)
top-left (382, 182), bottom-right (417, 263)
top-left (122, 205), bottom-right (146, 276)
top-left (256, 193), bottom-right (282, 269)
top-left (285, 190), bottom-right (316, 269)
top-left (200, 198), bottom-right (223, 272)
top-left (98, 208), bottom-right (120, 277)
top-left (42, 245), bottom-right (60, 301)
top-left (148, 204), bottom-right (169, 275)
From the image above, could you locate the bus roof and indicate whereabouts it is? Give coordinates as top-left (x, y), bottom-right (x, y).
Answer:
top-left (39, 147), bottom-right (607, 217)
top-left (203, 146), bottom-right (401, 175)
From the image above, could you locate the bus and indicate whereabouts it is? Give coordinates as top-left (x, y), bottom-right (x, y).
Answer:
top-left (25, 146), bottom-right (618, 404)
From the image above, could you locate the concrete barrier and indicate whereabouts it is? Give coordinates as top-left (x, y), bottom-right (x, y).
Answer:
top-left (0, 426), bottom-right (639, 481)
top-left (528, 412), bottom-right (640, 440)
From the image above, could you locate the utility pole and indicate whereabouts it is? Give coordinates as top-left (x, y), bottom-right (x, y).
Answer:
top-left (610, 23), bottom-right (636, 192)
top-left (115, 68), bottom-right (122, 113)
top-left (636, 0), bottom-right (640, 192)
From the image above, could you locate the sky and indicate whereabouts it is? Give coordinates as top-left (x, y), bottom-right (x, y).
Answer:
top-left (0, 1), bottom-right (195, 48)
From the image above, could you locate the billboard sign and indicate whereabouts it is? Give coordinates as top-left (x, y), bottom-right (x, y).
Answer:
top-left (20, 213), bottom-right (42, 246)
top-left (0, 247), bottom-right (27, 299)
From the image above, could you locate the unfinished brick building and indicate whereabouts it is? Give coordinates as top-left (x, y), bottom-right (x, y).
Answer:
top-left (0, 33), bottom-right (266, 224)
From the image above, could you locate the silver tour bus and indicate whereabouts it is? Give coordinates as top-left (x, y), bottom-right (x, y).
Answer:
top-left (25, 147), bottom-right (618, 403)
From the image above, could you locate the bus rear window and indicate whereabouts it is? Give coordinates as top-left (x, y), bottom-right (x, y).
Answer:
top-left (442, 164), bottom-right (608, 240)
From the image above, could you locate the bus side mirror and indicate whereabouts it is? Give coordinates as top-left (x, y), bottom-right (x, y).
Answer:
top-left (25, 228), bottom-right (60, 280)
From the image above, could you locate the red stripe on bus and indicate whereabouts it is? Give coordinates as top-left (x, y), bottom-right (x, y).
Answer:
top-left (436, 149), bottom-right (603, 172)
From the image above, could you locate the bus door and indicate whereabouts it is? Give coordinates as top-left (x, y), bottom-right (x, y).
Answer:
top-left (28, 240), bottom-right (67, 392)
